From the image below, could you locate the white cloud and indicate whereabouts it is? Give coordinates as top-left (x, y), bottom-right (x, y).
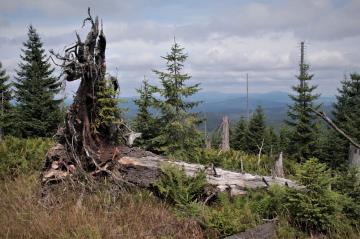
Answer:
top-left (0, 0), bottom-right (359, 97)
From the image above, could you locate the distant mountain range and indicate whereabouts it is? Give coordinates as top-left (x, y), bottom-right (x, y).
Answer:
top-left (117, 91), bottom-right (335, 131)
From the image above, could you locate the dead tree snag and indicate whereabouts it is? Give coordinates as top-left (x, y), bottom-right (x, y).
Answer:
top-left (44, 8), bottom-right (133, 181)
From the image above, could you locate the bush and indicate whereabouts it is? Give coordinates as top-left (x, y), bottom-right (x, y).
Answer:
top-left (155, 164), bottom-right (207, 206)
top-left (283, 158), bottom-right (352, 235)
top-left (183, 193), bottom-right (259, 237)
top-left (248, 185), bottom-right (287, 219)
top-left (333, 167), bottom-right (360, 228)
top-left (0, 136), bottom-right (53, 179)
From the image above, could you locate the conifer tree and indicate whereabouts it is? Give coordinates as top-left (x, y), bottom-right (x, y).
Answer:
top-left (264, 126), bottom-right (279, 157)
top-left (14, 25), bottom-right (62, 137)
top-left (287, 42), bottom-right (321, 162)
top-left (230, 116), bottom-right (249, 151)
top-left (323, 73), bottom-right (360, 168)
top-left (94, 75), bottom-right (124, 142)
top-left (152, 40), bottom-right (202, 157)
top-left (279, 125), bottom-right (291, 154)
top-left (247, 106), bottom-right (266, 154)
top-left (0, 62), bottom-right (13, 138)
top-left (133, 79), bottom-right (158, 149)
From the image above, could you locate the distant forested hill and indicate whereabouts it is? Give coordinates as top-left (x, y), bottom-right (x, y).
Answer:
top-left (65, 91), bottom-right (334, 131)
top-left (118, 91), bottom-right (334, 131)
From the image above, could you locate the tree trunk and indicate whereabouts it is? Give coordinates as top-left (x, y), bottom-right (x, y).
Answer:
top-left (221, 116), bottom-right (230, 151)
top-left (349, 144), bottom-right (360, 167)
top-left (274, 152), bottom-right (284, 178)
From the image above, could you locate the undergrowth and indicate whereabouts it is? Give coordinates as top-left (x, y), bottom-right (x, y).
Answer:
top-left (1, 138), bottom-right (360, 238)
top-left (0, 136), bottom-right (53, 179)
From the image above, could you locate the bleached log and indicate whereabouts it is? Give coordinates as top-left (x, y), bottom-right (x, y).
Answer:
top-left (116, 155), bottom-right (300, 196)
top-left (43, 145), bottom-right (300, 195)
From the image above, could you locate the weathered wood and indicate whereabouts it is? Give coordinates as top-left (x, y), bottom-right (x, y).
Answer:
top-left (43, 146), bottom-right (300, 195)
top-left (274, 152), bottom-right (284, 178)
top-left (221, 116), bottom-right (230, 151)
top-left (257, 138), bottom-right (264, 166)
top-left (116, 154), bottom-right (300, 196)
top-left (349, 144), bottom-right (360, 167)
top-left (310, 108), bottom-right (360, 149)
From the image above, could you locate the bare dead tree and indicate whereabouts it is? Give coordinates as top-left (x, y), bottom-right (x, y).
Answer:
top-left (221, 116), bottom-right (230, 151)
top-left (257, 138), bottom-right (265, 166)
top-left (274, 152), bottom-right (284, 178)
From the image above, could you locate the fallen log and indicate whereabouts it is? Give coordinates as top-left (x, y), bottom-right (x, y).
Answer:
top-left (43, 145), bottom-right (300, 196)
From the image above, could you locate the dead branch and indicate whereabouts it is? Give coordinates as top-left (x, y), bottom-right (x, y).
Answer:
top-left (310, 108), bottom-right (360, 149)
top-left (257, 138), bottom-right (265, 166)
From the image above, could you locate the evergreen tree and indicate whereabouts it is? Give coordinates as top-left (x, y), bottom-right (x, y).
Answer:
top-left (230, 116), bottom-right (249, 151)
top-left (323, 73), bottom-right (360, 168)
top-left (286, 42), bottom-right (321, 162)
top-left (264, 126), bottom-right (279, 157)
top-left (279, 125), bottom-right (291, 154)
top-left (0, 62), bottom-right (13, 138)
top-left (133, 79), bottom-right (158, 149)
top-left (152, 40), bottom-right (202, 157)
top-left (14, 25), bottom-right (62, 137)
top-left (247, 106), bottom-right (266, 154)
top-left (93, 75), bottom-right (125, 143)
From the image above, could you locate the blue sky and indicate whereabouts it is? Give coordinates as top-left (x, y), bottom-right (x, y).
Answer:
top-left (0, 0), bottom-right (359, 96)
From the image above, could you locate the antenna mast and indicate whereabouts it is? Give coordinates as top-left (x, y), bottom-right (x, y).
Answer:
top-left (246, 73), bottom-right (249, 121)
top-left (300, 42), bottom-right (305, 88)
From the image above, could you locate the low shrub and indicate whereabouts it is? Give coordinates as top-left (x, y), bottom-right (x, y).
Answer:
top-left (154, 164), bottom-right (207, 206)
top-left (182, 193), bottom-right (259, 237)
top-left (0, 136), bottom-right (53, 179)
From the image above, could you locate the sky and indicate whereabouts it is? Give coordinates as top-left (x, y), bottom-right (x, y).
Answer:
top-left (0, 0), bottom-right (359, 97)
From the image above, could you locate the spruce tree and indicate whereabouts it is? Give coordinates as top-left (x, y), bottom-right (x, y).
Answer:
top-left (264, 126), bottom-right (279, 157)
top-left (279, 125), bottom-right (291, 154)
top-left (0, 62), bottom-right (13, 138)
top-left (247, 105), bottom-right (266, 154)
top-left (152, 40), bottom-right (202, 157)
top-left (133, 79), bottom-right (158, 149)
top-left (287, 42), bottom-right (321, 162)
top-left (14, 25), bottom-right (62, 137)
top-left (230, 116), bottom-right (249, 151)
top-left (323, 73), bottom-right (360, 168)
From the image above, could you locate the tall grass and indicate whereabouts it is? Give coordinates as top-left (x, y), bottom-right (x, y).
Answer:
top-left (0, 174), bottom-right (205, 239)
